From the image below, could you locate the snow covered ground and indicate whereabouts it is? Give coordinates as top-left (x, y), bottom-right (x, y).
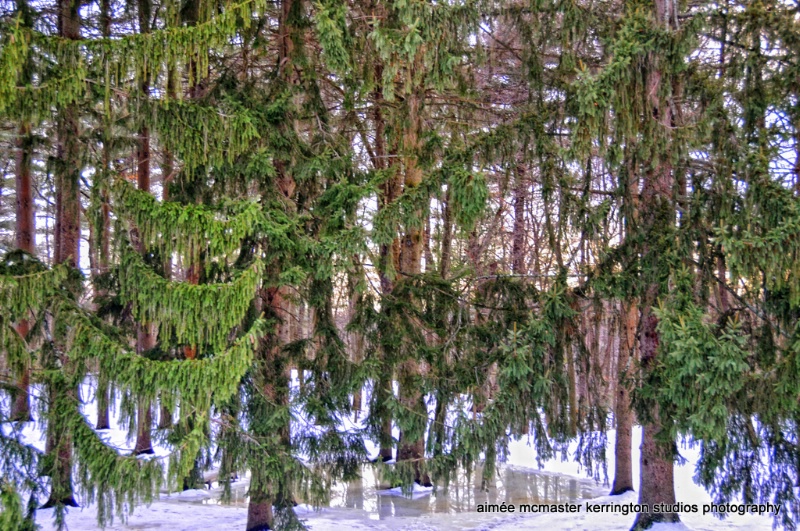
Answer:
top-left (496, 429), bottom-right (774, 531)
top-left (8, 382), bottom-right (779, 530)
top-left (32, 426), bottom-right (777, 530)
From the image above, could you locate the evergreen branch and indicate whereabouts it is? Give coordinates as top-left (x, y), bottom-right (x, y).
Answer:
top-left (113, 179), bottom-right (264, 264)
top-left (118, 247), bottom-right (262, 350)
top-left (52, 296), bottom-right (266, 409)
top-left (70, 408), bottom-right (164, 526)
top-left (0, 264), bottom-right (70, 322)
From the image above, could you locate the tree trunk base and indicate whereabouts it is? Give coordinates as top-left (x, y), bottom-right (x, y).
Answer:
top-left (41, 495), bottom-right (79, 509)
top-left (609, 485), bottom-right (634, 496)
top-left (634, 421), bottom-right (679, 531)
top-left (375, 449), bottom-right (393, 463)
top-left (133, 447), bottom-right (155, 456)
top-left (10, 401), bottom-right (32, 422)
top-left (96, 384), bottom-right (110, 430)
top-left (352, 388), bottom-right (362, 421)
top-left (246, 499), bottom-right (273, 531)
top-left (133, 399), bottom-right (153, 455)
top-left (631, 511), bottom-right (679, 530)
top-left (398, 437), bottom-right (430, 486)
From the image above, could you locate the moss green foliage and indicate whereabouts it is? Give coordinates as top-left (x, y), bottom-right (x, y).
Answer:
top-left (719, 179), bottom-right (800, 308)
top-left (0, 265), bottom-right (69, 322)
top-left (118, 249), bottom-right (262, 350)
top-left (0, 481), bottom-right (31, 531)
top-left (652, 290), bottom-right (750, 440)
top-left (0, 0), bottom-right (267, 121)
top-left (57, 297), bottom-right (265, 407)
top-left (4, 0), bottom-right (800, 529)
top-left (0, 319), bottom-right (30, 382)
top-left (114, 181), bottom-right (263, 266)
top-left (153, 99), bottom-right (261, 174)
top-left (69, 398), bottom-right (164, 525)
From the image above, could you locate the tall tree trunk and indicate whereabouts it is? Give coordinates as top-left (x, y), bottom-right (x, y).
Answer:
top-left (632, 1), bottom-right (679, 525)
top-left (247, 491), bottom-right (274, 531)
top-left (15, 123), bottom-right (35, 255)
top-left (247, 218), bottom-right (294, 531)
top-left (348, 268), bottom-right (364, 419)
top-left (177, 10), bottom-right (204, 478)
top-left (54, 9), bottom-right (81, 268)
top-left (95, 376), bottom-right (111, 430)
top-left (133, 393), bottom-right (153, 455)
top-left (247, 1), bottom-right (298, 527)
top-left (611, 300), bottom-right (636, 495)
top-left (95, 152), bottom-right (112, 428)
top-left (396, 63), bottom-right (430, 486)
top-left (614, 146), bottom-right (640, 497)
top-left (633, 305), bottom-right (678, 529)
top-left (158, 69), bottom-right (176, 428)
top-left (133, 320), bottom-right (155, 454)
top-left (44, 0), bottom-right (81, 509)
top-left (94, 144), bottom-right (112, 429)
top-left (95, 0), bottom-right (112, 431)
top-left (132, 0), bottom-right (155, 457)
top-left (716, 254), bottom-right (730, 314)
top-left (181, 0), bottom-right (202, 364)
top-left (372, 58), bottom-right (397, 463)
top-left (11, 118), bottom-right (35, 422)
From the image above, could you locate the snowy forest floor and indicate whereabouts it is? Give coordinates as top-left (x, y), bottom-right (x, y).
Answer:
top-left (8, 382), bottom-right (775, 530)
top-left (31, 428), bottom-right (776, 530)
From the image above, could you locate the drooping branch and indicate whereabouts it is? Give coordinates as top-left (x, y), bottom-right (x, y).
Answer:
top-left (118, 248), bottom-right (262, 350)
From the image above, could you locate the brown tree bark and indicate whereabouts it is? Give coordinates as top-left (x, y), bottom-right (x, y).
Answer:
top-left (395, 58), bottom-right (431, 486)
top-left (439, 187), bottom-right (452, 279)
top-left (634, 302), bottom-right (679, 530)
top-left (15, 124), bottom-right (35, 255)
top-left (95, 377), bottom-right (111, 430)
top-left (95, 138), bottom-right (112, 429)
top-left (180, 0), bottom-right (202, 363)
top-left (11, 119), bottom-right (35, 422)
top-left (158, 84), bottom-right (175, 429)
top-left (347, 269), bottom-right (365, 419)
top-left (247, 226), bottom-right (294, 530)
top-left (247, 1), bottom-right (298, 527)
top-left (372, 58), bottom-right (398, 463)
top-left (132, 0), bottom-right (155, 456)
top-left (44, 0), bottom-right (81, 509)
top-left (133, 393), bottom-right (154, 455)
top-left (613, 145), bottom-right (640, 497)
top-left (611, 300), bottom-right (636, 495)
top-left (54, 13), bottom-right (81, 268)
top-left (247, 497), bottom-right (274, 531)
top-left (632, 1), bottom-right (679, 525)
top-left (716, 254), bottom-right (730, 314)
top-left (95, 0), bottom-right (112, 431)
top-left (423, 213), bottom-right (434, 272)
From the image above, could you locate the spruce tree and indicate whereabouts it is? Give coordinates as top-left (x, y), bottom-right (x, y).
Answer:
top-left (2, 1), bottom-right (800, 530)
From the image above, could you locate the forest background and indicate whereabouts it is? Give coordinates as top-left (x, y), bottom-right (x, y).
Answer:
top-left (1, 0), bottom-right (799, 530)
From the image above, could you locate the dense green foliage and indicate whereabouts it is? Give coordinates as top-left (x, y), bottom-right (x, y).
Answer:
top-left (1, 0), bottom-right (800, 530)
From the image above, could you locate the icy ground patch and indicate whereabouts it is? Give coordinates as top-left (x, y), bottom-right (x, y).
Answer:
top-left (11, 381), bottom-right (777, 530)
top-left (35, 427), bottom-right (776, 530)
